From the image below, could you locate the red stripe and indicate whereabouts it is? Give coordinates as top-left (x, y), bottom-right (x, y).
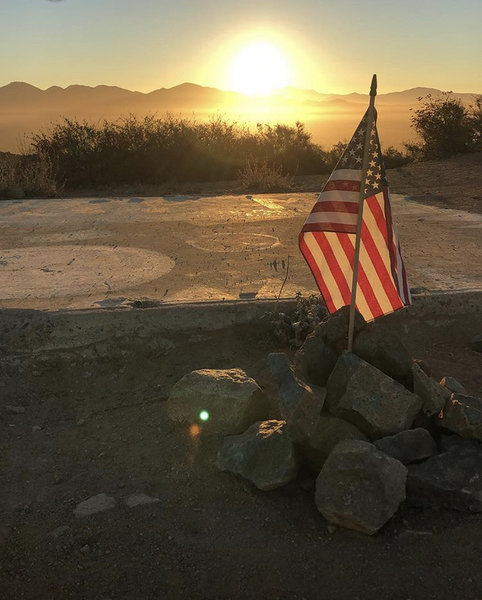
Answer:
top-left (382, 190), bottom-right (406, 299)
top-left (323, 180), bottom-right (360, 192)
top-left (316, 233), bottom-right (352, 306)
top-left (360, 217), bottom-right (404, 312)
top-left (311, 201), bottom-right (359, 214)
top-left (302, 223), bottom-right (357, 234)
top-left (299, 233), bottom-right (336, 313)
top-left (337, 233), bottom-right (384, 319)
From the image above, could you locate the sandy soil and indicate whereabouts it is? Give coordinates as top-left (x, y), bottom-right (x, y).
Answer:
top-left (0, 159), bottom-right (480, 311)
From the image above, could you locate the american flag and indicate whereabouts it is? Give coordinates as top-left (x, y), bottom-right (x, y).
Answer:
top-left (299, 108), bottom-right (411, 322)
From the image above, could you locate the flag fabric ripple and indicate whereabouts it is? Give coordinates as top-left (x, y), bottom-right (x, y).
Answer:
top-left (299, 109), bottom-right (411, 322)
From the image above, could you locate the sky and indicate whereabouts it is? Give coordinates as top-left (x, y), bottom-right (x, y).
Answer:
top-left (0, 0), bottom-right (481, 94)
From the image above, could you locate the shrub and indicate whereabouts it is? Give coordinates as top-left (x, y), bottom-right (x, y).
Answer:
top-left (30, 115), bottom-right (330, 190)
top-left (409, 93), bottom-right (481, 159)
top-left (0, 151), bottom-right (60, 199)
top-left (238, 159), bottom-right (292, 192)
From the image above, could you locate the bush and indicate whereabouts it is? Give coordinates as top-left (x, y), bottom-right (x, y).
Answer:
top-left (30, 115), bottom-right (331, 190)
top-left (238, 159), bottom-right (292, 192)
top-left (409, 93), bottom-right (482, 159)
top-left (0, 151), bottom-right (60, 199)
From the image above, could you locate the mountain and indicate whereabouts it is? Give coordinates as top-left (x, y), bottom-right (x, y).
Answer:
top-left (0, 81), bottom-right (478, 152)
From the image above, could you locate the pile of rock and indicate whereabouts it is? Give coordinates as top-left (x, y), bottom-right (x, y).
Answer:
top-left (164, 307), bottom-right (482, 535)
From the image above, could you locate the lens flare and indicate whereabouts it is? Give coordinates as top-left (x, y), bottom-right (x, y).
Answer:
top-left (199, 410), bottom-right (210, 421)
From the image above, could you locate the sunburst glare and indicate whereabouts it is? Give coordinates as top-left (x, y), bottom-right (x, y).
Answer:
top-left (229, 41), bottom-right (290, 95)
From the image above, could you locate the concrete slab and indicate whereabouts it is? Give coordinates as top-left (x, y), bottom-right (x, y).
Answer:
top-left (0, 192), bottom-right (480, 310)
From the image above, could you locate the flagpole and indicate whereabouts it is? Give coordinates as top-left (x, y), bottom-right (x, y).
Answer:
top-left (347, 74), bottom-right (377, 352)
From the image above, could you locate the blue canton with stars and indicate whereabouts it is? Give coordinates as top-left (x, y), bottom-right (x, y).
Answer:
top-left (337, 109), bottom-right (387, 197)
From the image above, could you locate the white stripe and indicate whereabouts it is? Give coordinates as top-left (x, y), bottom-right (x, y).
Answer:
top-left (324, 232), bottom-right (375, 321)
top-left (328, 169), bottom-right (362, 182)
top-left (306, 212), bottom-right (357, 226)
top-left (303, 232), bottom-right (344, 310)
top-left (316, 190), bottom-right (360, 204)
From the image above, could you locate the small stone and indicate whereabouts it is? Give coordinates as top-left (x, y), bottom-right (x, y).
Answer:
top-left (125, 494), bottom-right (161, 508)
top-left (412, 363), bottom-right (450, 416)
top-left (268, 353), bottom-right (325, 444)
top-left (374, 428), bottom-right (438, 464)
top-left (439, 376), bottom-right (467, 395)
top-left (471, 334), bottom-right (482, 353)
top-left (325, 352), bottom-right (421, 440)
top-left (315, 440), bottom-right (407, 535)
top-left (5, 405), bottom-right (25, 414)
top-left (217, 420), bottom-right (299, 491)
top-left (32, 425), bottom-right (43, 432)
top-left (74, 493), bottom-right (116, 517)
top-left (437, 393), bottom-right (482, 441)
top-left (80, 544), bottom-right (90, 553)
top-left (407, 445), bottom-right (482, 512)
top-left (47, 525), bottom-right (71, 539)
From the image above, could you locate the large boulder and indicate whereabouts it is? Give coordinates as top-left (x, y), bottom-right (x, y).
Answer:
top-left (439, 376), bottom-right (467, 395)
top-left (295, 335), bottom-right (338, 387)
top-left (313, 306), bottom-right (367, 353)
top-left (325, 352), bottom-right (422, 440)
top-left (374, 428), bottom-right (438, 464)
top-left (165, 368), bottom-right (269, 434)
top-left (353, 323), bottom-right (413, 386)
top-left (315, 440), bottom-right (407, 535)
top-left (412, 363), bottom-right (450, 416)
top-left (302, 415), bottom-right (368, 471)
top-left (268, 353), bottom-right (325, 444)
top-left (407, 444), bottom-right (482, 512)
top-left (437, 393), bottom-right (482, 441)
top-left (216, 420), bottom-right (299, 491)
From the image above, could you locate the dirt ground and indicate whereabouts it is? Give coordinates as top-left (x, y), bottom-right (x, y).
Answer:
top-left (0, 155), bottom-right (481, 599)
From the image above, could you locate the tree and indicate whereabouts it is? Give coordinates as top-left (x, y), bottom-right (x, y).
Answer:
top-left (409, 93), bottom-right (480, 159)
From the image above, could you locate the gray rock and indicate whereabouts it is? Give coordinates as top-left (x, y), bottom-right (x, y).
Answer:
top-left (407, 445), bottom-right (482, 512)
top-left (125, 493), bottom-right (160, 508)
top-left (325, 352), bottom-right (422, 440)
top-left (315, 439), bottom-right (407, 535)
top-left (47, 525), bottom-right (71, 540)
top-left (5, 405), bottom-right (25, 414)
top-left (295, 335), bottom-right (338, 387)
top-left (374, 428), bottom-right (438, 464)
top-left (74, 493), bottom-right (116, 517)
top-left (471, 334), bottom-right (482, 353)
top-left (439, 376), bottom-right (467, 395)
top-left (165, 369), bottom-right (269, 435)
top-left (268, 353), bottom-right (325, 444)
top-left (438, 433), bottom-right (481, 453)
top-left (302, 415), bottom-right (368, 471)
top-left (353, 324), bottom-right (413, 386)
top-left (314, 306), bottom-right (366, 352)
top-left (437, 393), bottom-right (482, 441)
top-left (216, 420), bottom-right (299, 491)
top-left (412, 363), bottom-right (450, 416)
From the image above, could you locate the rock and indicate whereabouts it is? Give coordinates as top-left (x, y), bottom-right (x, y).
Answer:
top-left (407, 445), bottom-right (482, 512)
top-left (295, 335), bottom-right (338, 387)
top-left (315, 440), bottom-right (407, 535)
top-left (5, 405), bottom-right (25, 414)
top-left (47, 525), bottom-right (71, 540)
top-left (440, 376), bottom-right (467, 395)
top-left (314, 306), bottom-right (367, 352)
top-left (74, 493), bottom-right (116, 517)
top-left (438, 433), bottom-right (481, 453)
top-left (302, 415), bottom-right (368, 471)
top-left (32, 425), bottom-right (43, 432)
top-left (165, 369), bottom-right (269, 435)
top-left (268, 353), bottom-right (325, 444)
top-left (216, 420), bottom-right (299, 491)
top-left (325, 352), bottom-right (422, 440)
top-left (471, 334), bottom-right (482, 353)
top-left (374, 428), bottom-right (438, 464)
top-left (353, 323), bottom-right (413, 386)
top-left (125, 493), bottom-right (161, 508)
top-left (437, 393), bottom-right (482, 441)
top-left (412, 363), bottom-right (451, 416)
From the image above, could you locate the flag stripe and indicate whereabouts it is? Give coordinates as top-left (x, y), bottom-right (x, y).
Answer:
top-left (299, 232), bottom-right (337, 312)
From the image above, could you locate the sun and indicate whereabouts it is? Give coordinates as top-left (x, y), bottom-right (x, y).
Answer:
top-left (229, 41), bottom-right (289, 95)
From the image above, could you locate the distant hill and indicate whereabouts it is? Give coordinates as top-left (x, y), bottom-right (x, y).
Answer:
top-left (0, 81), bottom-right (478, 152)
